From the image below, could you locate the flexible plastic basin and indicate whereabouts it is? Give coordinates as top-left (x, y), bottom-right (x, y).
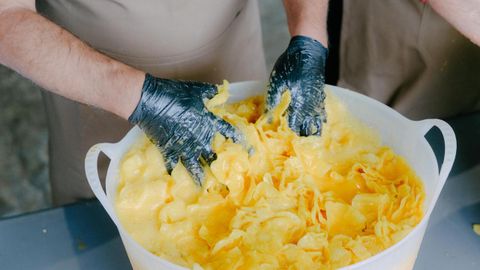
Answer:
top-left (85, 81), bottom-right (456, 270)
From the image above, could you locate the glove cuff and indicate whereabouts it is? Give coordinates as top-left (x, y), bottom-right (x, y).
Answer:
top-left (289, 35), bottom-right (329, 58)
top-left (128, 73), bottom-right (155, 124)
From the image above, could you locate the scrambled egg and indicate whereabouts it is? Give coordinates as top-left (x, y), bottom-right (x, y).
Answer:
top-left (116, 82), bottom-right (425, 269)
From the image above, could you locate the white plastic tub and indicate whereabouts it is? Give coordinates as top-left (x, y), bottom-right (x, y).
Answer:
top-left (85, 81), bottom-right (456, 270)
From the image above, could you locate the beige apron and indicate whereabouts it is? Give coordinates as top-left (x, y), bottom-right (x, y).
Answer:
top-left (36, 0), bottom-right (267, 205)
top-left (339, 0), bottom-right (480, 120)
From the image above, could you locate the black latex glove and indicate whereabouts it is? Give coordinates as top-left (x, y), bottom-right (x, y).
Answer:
top-left (266, 35), bottom-right (329, 136)
top-left (129, 74), bottom-right (241, 186)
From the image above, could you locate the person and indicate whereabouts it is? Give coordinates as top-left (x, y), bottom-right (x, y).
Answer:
top-left (0, 0), bottom-right (329, 205)
top-left (0, 0), bottom-right (479, 206)
top-left (338, 0), bottom-right (480, 120)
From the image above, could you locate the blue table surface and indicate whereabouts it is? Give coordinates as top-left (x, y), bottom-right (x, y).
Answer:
top-left (1, 113), bottom-right (479, 270)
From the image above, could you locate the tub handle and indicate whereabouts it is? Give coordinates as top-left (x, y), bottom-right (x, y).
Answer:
top-left (84, 143), bottom-right (121, 228)
top-left (416, 119), bottom-right (457, 190)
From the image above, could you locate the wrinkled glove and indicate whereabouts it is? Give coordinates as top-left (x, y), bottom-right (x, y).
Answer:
top-left (129, 74), bottom-right (241, 186)
top-left (266, 35), bottom-right (329, 136)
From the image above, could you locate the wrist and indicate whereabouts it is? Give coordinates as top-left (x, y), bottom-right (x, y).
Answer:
top-left (113, 68), bottom-right (145, 120)
top-left (283, 0), bottom-right (329, 48)
top-left (290, 25), bottom-right (328, 48)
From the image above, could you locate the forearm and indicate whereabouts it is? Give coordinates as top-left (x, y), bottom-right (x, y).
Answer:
top-left (429, 0), bottom-right (480, 46)
top-left (0, 5), bottom-right (144, 119)
top-left (283, 0), bottom-right (329, 47)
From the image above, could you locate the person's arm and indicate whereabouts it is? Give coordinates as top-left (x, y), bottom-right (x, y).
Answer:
top-left (0, 0), bottom-right (241, 185)
top-left (0, 0), bottom-right (144, 119)
top-left (265, 1), bottom-right (329, 137)
top-left (283, 0), bottom-right (329, 47)
top-left (429, 0), bottom-right (480, 46)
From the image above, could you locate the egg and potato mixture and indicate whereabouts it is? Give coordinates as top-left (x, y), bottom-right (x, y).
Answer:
top-left (116, 82), bottom-right (425, 269)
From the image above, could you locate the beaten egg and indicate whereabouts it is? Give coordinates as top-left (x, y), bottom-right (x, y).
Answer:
top-left (116, 82), bottom-right (425, 269)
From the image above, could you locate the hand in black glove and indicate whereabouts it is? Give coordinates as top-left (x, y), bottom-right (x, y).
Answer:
top-left (129, 74), bottom-right (241, 186)
top-left (266, 35), bottom-right (329, 136)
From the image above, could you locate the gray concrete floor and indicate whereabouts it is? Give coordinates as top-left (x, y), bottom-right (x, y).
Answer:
top-left (0, 1), bottom-right (289, 217)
